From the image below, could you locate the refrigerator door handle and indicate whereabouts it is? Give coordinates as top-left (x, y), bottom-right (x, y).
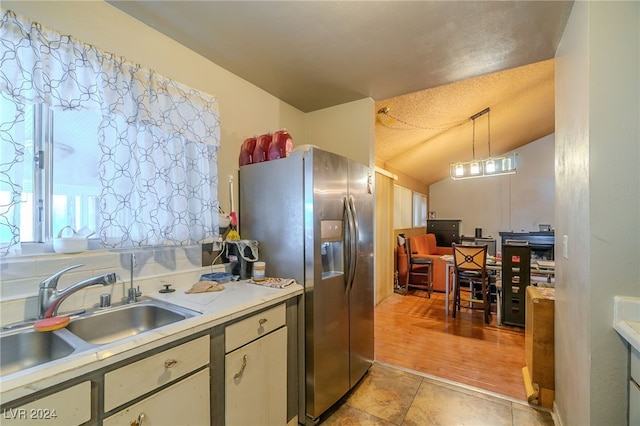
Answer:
top-left (347, 196), bottom-right (359, 290)
top-left (343, 196), bottom-right (351, 288)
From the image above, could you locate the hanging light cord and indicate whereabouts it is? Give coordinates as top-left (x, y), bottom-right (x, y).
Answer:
top-left (472, 117), bottom-right (476, 160)
top-left (377, 107), bottom-right (469, 131)
top-left (468, 107), bottom-right (491, 159)
top-left (487, 108), bottom-right (491, 157)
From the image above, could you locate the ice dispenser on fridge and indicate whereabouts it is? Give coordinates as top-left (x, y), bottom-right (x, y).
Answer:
top-left (320, 220), bottom-right (344, 279)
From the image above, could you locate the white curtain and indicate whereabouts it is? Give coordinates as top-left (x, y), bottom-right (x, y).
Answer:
top-left (0, 10), bottom-right (220, 254)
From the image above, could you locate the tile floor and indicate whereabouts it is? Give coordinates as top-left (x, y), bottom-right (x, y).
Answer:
top-left (321, 362), bottom-right (555, 425)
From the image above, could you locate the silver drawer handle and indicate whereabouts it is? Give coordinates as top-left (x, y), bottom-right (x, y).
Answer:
top-left (234, 354), bottom-right (248, 379)
top-left (132, 412), bottom-right (145, 426)
top-left (259, 318), bottom-right (268, 326)
top-left (164, 359), bottom-right (178, 368)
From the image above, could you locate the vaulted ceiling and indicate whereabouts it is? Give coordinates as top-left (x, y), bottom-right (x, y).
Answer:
top-left (108, 0), bottom-right (574, 186)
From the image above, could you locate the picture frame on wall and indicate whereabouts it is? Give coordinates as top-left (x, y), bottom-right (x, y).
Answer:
top-left (428, 211), bottom-right (436, 220)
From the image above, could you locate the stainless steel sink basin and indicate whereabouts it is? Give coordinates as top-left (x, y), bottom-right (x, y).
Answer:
top-left (0, 330), bottom-right (75, 376)
top-left (0, 298), bottom-right (200, 377)
top-left (65, 298), bottom-right (199, 345)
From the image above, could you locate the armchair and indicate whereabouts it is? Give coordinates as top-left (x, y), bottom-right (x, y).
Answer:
top-left (406, 233), bottom-right (453, 293)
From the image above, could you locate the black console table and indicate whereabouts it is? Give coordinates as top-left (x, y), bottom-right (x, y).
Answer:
top-left (498, 232), bottom-right (555, 260)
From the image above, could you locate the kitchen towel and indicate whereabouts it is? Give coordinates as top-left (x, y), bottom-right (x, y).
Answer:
top-left (247, 278), bottom-right (296, 289)
top-left (185, 281), bottom-right (225, 293)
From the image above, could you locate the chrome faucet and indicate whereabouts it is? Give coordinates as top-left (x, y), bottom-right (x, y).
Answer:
top-left (38, 264), bottom-right (116, 319)
top-left (126, 253), bottom-right (141, 303)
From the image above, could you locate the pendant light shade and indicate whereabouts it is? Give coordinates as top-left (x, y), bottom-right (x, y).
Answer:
top-left (450, 108), bottom-right (517, 180)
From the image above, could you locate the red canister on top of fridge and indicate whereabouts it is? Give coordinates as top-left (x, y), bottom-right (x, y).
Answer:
top-left (268, 129), bottom-right (293, 160)
top-left (239, 137), bottom-right (257, 166)
top-left (253, 133), bottom-right (272, 163)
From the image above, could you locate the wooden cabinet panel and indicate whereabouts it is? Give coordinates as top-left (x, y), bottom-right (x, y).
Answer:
top-left (225, 327), bottom-right (287, 426)
top-left (104, 369), bottom-right (210, 426)
top-left (1, 382), bottom-right (90, 426)
top-left (104, 335), bottom-right (209, 412)
top-left (523, 286), bottom-right (554, 409)
top-left (225, 304), bottom-right (285, 353)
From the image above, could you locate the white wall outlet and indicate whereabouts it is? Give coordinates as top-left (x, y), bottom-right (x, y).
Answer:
top-left (563, 234), bottom-right (569, 259)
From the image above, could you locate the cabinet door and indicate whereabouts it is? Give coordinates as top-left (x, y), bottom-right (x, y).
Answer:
top-left (631, 378), bottom-right (640, 426)
top-left (104, 369), bottom-right (209, 426)
top-left (225, 327), bottom-right (287, 426)
top-left (1, 382), bottom-right (90, 426)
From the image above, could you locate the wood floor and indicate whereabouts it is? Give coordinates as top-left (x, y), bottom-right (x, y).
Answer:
top-left (374, 290), bottom-right (527, 401)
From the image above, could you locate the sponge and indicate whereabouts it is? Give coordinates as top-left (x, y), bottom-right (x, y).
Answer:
top-left (34, 316), bottom-right (70, 331)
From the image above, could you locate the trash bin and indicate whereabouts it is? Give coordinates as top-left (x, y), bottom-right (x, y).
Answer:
top-left (224, 240), bottom-right (259, 280)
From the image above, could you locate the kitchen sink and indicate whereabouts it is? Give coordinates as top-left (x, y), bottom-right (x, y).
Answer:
top-left (65, 298), bottom-right (199, 345)
top-left (0, 329), bottom-right (76, 376)
top-left (0, 298), bottom-right (200, 377)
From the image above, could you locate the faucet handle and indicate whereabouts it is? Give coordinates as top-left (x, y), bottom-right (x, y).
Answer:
top-left (40, 264), bottom-right (84, 289)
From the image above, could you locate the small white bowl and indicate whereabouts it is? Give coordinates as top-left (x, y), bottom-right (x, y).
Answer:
top-left (219, 214), bottom-right (231, 228)
top-left (53, 237), bottom-right (88, 254)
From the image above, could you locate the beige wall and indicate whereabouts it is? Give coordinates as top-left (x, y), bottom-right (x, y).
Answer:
top-left (4, 0), bottom-right (307, 216)
top-left (378, 163), bottom-right (430, 196)
top-left (555, 1), bottom-right (640, 424)
top-left (428, 134), bottom-right (554, 242)
top-left (306, 98), bottom-right (376, 167)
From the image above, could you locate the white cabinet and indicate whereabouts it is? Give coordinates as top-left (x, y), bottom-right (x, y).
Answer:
top-left (104, 335), bottom-right (210, 412)
top-left (630, 347), bottom-right (640, 426)
top-left (1, 382), bottom-right (91, 426)
top-left (225, 305), bottom-right (287, 426)
top-left (104, 369), bottom-right (210, 426)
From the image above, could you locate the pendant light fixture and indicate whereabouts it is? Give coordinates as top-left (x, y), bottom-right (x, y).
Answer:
top-left (450, 107), bottom-right (517, 180)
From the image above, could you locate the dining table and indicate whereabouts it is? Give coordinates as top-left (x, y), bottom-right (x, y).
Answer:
top-left (441, 255), bottom-right (555, 317)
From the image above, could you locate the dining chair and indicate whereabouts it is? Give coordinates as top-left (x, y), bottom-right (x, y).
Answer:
top-left (452, 244), bottom-right (490, 324)
top-left (404, 236), bottom-right (433, 298)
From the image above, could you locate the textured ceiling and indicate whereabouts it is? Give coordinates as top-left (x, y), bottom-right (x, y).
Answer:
top-left (107, 0), bottom-right (573, 186)
top-left (376, 59), bottom-right (556, 184)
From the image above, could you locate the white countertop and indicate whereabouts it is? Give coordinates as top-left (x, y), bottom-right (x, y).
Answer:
top-left (613, 295), bottom-right (640, 352)
top-left (0, 279), bottom-right (303, 404)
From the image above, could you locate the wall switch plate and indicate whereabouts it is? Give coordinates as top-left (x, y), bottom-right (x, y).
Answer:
top-left (563, 234), bottom-right (569, 259)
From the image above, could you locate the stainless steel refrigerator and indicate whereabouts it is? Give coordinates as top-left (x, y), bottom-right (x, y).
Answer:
top-left (239, 147), bottom-right (374, 424)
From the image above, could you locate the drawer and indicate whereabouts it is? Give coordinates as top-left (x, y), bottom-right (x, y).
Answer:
top-left (104, 369), bottom-right (210, 426)
top-left (225, 303), bottom-right (286, 353)
top-left (104, 335), bottom-right (209, 412)
top-left (1, 382), bottom-right (91, 426)
top-left (632, 346), bottom-right (640, 384)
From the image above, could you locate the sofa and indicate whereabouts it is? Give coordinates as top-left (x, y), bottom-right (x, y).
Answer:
top-left (399, 233), bottom-right (453, 293)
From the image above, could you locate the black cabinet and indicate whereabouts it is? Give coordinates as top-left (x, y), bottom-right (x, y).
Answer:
top-left (427, 220), bottom-right (461, 248)
top-left (501, 244), bottom-right (531, 327)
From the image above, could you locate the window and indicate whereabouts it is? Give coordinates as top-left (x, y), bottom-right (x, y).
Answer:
top-left (1, 10), bottom-right (220, 257)
top-left (394, 184), bottom-right (413, 229)
top-left (413, 192), bottom-right (427, 227)
top-left (0, 97), bottom-right (101, 245)
top-left (393, 184), bottom-right (428, 229)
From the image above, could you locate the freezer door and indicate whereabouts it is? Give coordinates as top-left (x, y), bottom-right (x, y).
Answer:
top-left (347, 160), bottom-right (375, 387)
top-left (304, 149), bottom-right (350, 419)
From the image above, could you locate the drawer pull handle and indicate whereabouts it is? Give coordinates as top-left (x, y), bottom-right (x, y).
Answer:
top-left (131, 412), bottom-right (145, 426)
top-left (164, 359), bottom-right (178, 368)
top-left (259, 318), bottom-right (268, 325)
top-left (234, 354), bottom-right (248, 379)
